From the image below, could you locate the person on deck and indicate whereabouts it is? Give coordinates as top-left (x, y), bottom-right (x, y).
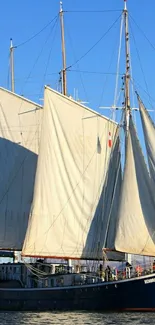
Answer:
top-left (125, 261), bottom-right (132, 279)
top-left (105, 265), bottom-right (112, 282)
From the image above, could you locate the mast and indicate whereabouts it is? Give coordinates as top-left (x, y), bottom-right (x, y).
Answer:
top-left (10, 38), bottom-right (15, 93)
top-left (123, 0), bottom-right (132, 265)
top-left (59, 1), bottom-right (67, 96)
top-left (123, 0), bottom-right (130, 130)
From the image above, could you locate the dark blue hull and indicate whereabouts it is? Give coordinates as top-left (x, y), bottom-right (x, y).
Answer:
top-left (0, 273), bottom-right (155, 311)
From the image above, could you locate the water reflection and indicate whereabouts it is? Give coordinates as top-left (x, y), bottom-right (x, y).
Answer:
top-left (0, 312), bottom-right (154, 325)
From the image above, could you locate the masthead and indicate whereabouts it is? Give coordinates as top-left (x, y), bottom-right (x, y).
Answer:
top-left (60, 1), bottom-right (63, 12)
top-left (124, 0), bottom-right (127, 11)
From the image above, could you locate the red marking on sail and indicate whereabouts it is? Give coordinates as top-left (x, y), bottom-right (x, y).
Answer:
top-left (108, 132), bottom-right (112, 148)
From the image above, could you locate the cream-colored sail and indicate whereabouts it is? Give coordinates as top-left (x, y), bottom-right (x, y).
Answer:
top-left (0, 88), bottom-right (42, 250)
top-left (102, 136), bottom-right (122, 258)
top-left (22, 86), bottom-right (119, 259)
top-left (138, 97), bottom-right (155, 185)
top-left (83, 135), bottom-right (123, 261)
top-left (114, 117), bottom-right (155, 256)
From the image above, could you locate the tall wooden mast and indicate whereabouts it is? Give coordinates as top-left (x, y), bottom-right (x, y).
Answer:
top-left (10, 38), bottom-right (15, 93)
top-left (124, 0), bottom-right (132, 265)
top-left (123, 0), bottom-right (130, 130)
top-left (59, 1), bottom-right (67, 96)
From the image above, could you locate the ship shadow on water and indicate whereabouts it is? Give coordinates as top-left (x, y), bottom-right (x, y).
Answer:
top-left (0, 137), bottom-right (38, 250)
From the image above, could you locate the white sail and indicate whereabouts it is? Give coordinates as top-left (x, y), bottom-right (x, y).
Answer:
top-left (0, 88), bottom-right (42, 250)
top-left (114, 117), bottom-right (155, 256)
top-left (22, 86), bottom-right (119, 259)
top-left (102, 136), bottom-right (123, 260)
top-left (82, 135), bottom-right (123, 261)
top-left (138, 97), bottom-right (155, 185)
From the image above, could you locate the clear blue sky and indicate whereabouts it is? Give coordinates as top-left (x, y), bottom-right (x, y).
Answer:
top-left (1, 0), bottom-right (155, 117)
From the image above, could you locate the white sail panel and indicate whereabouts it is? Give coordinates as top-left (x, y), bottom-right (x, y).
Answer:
top-left (0, 88), bottom-right (42, 250)
top-left (82, 135), bottom-right (124, 261)
top-left (100, 136), bottom-right (124, 261)
top-left (22, 86), bottom-right (119, 259)
top-left (114, 117), bottom-right (155, 256)
top-left (139, 98), bottom-right (155, 184)
top-left (103, 137), bottom-right (122, 253)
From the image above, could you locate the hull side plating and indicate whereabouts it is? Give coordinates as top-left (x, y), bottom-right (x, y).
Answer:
top-left (0, 274), bottom-right (155, 311)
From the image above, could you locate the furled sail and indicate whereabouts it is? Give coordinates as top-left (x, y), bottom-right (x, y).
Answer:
top-left (138, 96), bottom-right (155, 185)
top-left (22, 86), bottom-right (120, 259)
top-left (113, 117), bottom-right (155, 256)
top-left (0, 88), bottom-right (42, 250)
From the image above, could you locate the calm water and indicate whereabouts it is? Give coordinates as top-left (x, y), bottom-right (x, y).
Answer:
top-left (0, 312), bottom-right (155, 325)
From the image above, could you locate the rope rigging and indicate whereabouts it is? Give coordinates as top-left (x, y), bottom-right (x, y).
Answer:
top-left (11, 11), bottom-right (123, 104)
top-left (65, 10), bottom-right (122, 13)
top-left (7, 8), bottom-right (155, 110)
top-left (129, 19), bottom-right (153, 109)
top-left (129, 13), bottom-right (155, 53)
top-left (113, 13), bottom-right (124, 110)
top-left (37, 17), bottom-right (59, 101)
top-left (98, 29), bottom-right (122, 111)
top-left (19, 15), bottom-right (59, 97)
top-left (15, 14), bottom-right (59, 48)
top-left (65, 18), bottom-right (88, 101)
top-left (131, 77), bottom-right (155, 105)
top-left (66, 14), bottom-right (122, 71)
top-left (67, 69), bottom-right (123, 76)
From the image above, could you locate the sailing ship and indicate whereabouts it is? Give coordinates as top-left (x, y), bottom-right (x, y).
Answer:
top-left (0, 0), bottom-right (155, 311)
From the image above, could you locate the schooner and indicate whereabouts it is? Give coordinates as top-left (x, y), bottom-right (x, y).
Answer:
top-left (0, 0), bottom-right (155, 311)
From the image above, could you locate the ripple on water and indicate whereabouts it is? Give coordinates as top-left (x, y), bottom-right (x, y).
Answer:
top-left (0, 312), bottom-right (155, 325)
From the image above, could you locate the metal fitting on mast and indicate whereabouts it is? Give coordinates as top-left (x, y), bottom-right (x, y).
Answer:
top-left (59, 1), bottom-right (67, 96)
top-left (60, 1), bottom-right (63, 13)
top-left (10, 38), bottom-right (15, 93)
top-left (124, 0), bottom-right (127, 11)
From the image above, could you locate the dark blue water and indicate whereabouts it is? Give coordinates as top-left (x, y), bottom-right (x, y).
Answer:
top-left (0, 312), bottom-right (154, 325)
